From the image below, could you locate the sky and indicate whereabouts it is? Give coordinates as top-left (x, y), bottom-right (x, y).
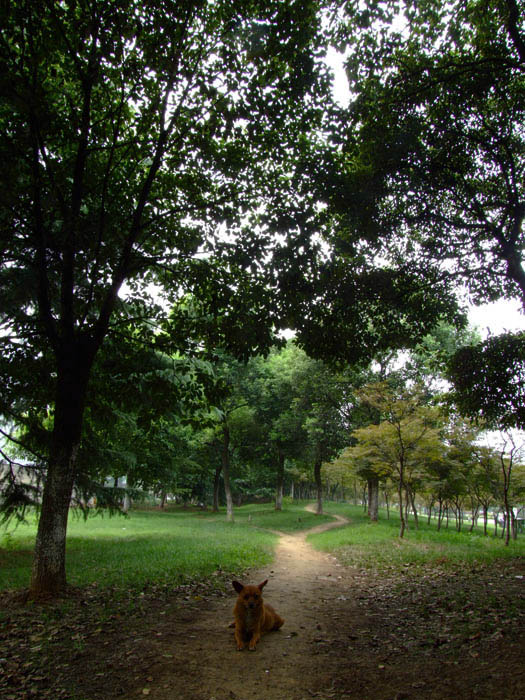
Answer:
top-left (468, 300), bottom-right (525, 339)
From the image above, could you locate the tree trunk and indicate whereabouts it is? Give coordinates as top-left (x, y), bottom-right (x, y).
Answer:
top-left (427, 499), bottom-right (434, 525)
top-left (314, 456), bottom-right (323, 515)
top-left (221, 423), bottom-right (234, 522)
top-left (398, 481), bottom-right (406, 538)
top-left (408, 488), bottom-right (419, 529)
top-left (213, 462), bottom-right (222, 512)
top-left (30, 353), bottom-right (92, 598)
top-left (275, 450), bottom-right (285, 511)
top-left (511, 511), bottom-right (517, 540)
top-left (384, 490), bottom-right (390, 519)
top-left (122, 491), bottom-right (131, 513)
top-left (483, 505), bottom-right (488, 536)
top-left (469, 504), bottom-right (479, 533)
top-left (368, 476), bottom-right (379, 522)
top-left (30, 443), bottom-right (77, 596)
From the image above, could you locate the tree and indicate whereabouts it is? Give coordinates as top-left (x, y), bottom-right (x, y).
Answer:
top-left (332, 0), bottom-right (525, 308)
top-left (0, 0), bottom-right (329, 597)
top-left (494, 434), bottom-right (525, 544)
top-left (471, 446), bottom-right (501, 536)
top-left (295, 358), bottom-right (348, 515)
top-left (349, 383), bottom-right (443, 537)
top-left (246, 343), bottom-right (309, 510)
top-left (405, 322), bottom-right (481, 388)
top-left (448, 331), bottom-right (525, 430)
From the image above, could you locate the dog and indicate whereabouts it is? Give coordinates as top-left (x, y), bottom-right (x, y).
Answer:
top-left (232, 579), bottom-right (284, 650)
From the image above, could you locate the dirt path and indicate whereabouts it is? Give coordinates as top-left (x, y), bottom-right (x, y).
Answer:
top-left (116, 509), bottom-right (524, 700)
top-left (139, 507), bottom-right (354, 700)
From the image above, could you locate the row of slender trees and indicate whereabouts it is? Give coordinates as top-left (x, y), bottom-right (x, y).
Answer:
top-left (324, 383), bottom-right (525, 544)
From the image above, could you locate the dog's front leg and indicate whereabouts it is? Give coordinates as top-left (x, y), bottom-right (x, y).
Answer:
top-left (234, 622), bottom-right (245, 651)
top-left (248, 627), bottom-right (261, 651)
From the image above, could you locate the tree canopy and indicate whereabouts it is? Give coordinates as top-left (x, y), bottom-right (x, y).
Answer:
top-left (0, 0), bottom-right (331, 596)
top-left (327, 0), bottom-right (525, 306)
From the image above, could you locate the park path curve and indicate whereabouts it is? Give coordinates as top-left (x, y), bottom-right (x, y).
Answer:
top-left (138, 506), bottom-right (358, 700)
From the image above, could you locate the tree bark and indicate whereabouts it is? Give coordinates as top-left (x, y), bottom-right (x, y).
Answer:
top-left (427, 499), bottom-right (434, 525)
top-left (30, 349), bottom-right (92, 598)
top-left (213, 462), bottom-right (222, 512)
top-left (398, 480), bottom-right (406, 538)
top-left (469, 504), bottom-right (479, 533)
top-left (367, 476), bottom-right (379, 522)
top-left (275, 449), bottom-right (285, 511)
top-left (408, 488), bottom-right (419, 529)
top-left (221, 423), bottom-right (234, 522)
top-left (314, 456), bottom-right (323, 515)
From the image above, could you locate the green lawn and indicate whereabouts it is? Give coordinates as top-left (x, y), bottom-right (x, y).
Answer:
top-left (2, 501), bottom-right (523, 592)
top-left (203, 501), bottom-right (334, 532)
top-left (0, 501), bottom-right (334, 592)
top-left (309, 503), bottom-right (525, 570)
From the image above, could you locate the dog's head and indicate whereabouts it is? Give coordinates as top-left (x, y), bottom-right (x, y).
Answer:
top-left (232, 579), bottom-right (268, 611)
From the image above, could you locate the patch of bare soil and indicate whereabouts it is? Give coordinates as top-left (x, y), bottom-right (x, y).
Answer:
top-left (1, 510), bottom-right (524, 700)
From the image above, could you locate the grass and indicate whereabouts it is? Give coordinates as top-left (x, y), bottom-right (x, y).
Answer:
top-left (201, 501), bottom-right (334, 532)
top-left (308, 503), bottom-right (525, 570)
top-left (0, 501), bottom-right (334, 592)
top-left (0, 507), bottom-right (279, 591)
top-left (2, 500), bottom-right (524, 592)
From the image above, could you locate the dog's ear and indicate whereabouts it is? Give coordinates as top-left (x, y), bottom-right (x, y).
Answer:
top-left (232, 581), bottom-right (244, 594)
top-left (258, 579), bottom-right (268, 591)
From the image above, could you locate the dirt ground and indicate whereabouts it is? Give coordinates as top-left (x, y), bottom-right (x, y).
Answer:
top-left (1, 508), bottom-right (525, 700)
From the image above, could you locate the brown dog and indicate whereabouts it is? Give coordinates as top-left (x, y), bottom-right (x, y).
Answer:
top-left (232, 579), bottom-right (284, 650)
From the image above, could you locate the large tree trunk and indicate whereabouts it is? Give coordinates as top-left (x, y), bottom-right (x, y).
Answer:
top-left (368, 476), bottom-right (379, 522)
top-left (30, 443), bottom-right (77, 596)
top-left (275, 449), bottom-right (285, 511)
top-left (30, 353), bottom-right (91, 598)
